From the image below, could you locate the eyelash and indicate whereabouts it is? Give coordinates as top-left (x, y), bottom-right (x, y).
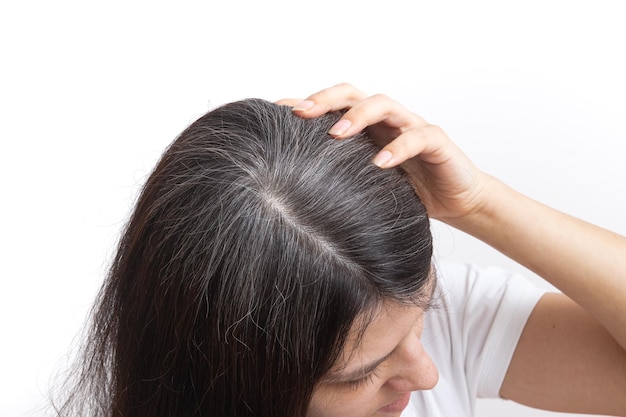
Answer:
top-left (345, 367), bottom-right (381, 390)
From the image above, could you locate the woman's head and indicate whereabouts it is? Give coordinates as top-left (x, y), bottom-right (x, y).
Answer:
top-left (61, 99), bottom-right (433, 417)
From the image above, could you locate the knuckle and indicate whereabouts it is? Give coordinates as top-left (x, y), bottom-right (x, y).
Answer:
top-left (335, 82), bottom-right (354, 90)
top-left (370, 93), bottom-right (390, 102)
top-left (428, 124), bottom-right (445, 136)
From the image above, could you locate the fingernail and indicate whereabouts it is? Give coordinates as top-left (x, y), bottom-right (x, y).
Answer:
top-left (292, 100), bottom-right (315, 112)
top-left (372, 150), bottom-right (393, 168)
top-left (328, 119), bottom-right (352, 136)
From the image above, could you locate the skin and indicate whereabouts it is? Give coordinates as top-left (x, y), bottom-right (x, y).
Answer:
top-left (278, 83), bottom-right (626, 416)
top-left (308, 303), bottom-right (438, 417)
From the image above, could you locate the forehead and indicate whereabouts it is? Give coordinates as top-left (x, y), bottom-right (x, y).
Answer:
top-left (356, 269), bottom-right (436, 341)
top-left (329, 274), bottom-right (437, 374)
top-left (326, 302), bottom-right (423, 377)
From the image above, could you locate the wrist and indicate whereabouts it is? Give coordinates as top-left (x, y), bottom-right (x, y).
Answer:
top-left (438, 174), bottom-right (511, 237)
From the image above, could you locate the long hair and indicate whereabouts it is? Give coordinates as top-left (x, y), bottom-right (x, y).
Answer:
top-left (53, 99), bottom-right (433, 417)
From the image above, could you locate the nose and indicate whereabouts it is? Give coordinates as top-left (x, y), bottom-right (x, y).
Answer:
top-left (384, 339), bottom-right (439, 392)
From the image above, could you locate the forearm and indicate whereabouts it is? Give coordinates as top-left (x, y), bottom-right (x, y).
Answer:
top-left (446, 174), bottom-right (626, 350)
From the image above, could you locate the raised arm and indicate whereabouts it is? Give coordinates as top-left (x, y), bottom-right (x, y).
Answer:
top-left (278, 83), bottom-right (626, 415)
top-left (471, 175), bottom-right (626, 414)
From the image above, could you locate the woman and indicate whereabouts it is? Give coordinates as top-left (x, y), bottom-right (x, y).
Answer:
top-left (55, 94), bottom-right (434, 417)
top-left (55, 84), bottom-right (626, 417)
top-left (281, 84), bottom-right (626, 416)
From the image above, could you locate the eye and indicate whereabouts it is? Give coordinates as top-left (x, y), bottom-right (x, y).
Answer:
top-left (345, 368), bottom-right (381, 390)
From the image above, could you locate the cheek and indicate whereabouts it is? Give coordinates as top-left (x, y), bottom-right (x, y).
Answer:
top-left (308, 384), bottom-right (384, 417)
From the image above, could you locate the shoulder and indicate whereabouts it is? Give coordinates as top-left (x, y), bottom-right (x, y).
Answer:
top-left (423, 262), bottom-right (547, 398)
top-left (434, 261), bottom-right (545, 312)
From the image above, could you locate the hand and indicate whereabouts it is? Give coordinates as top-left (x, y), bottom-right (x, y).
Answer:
top-left (277, 83), bottom-right (489, 223)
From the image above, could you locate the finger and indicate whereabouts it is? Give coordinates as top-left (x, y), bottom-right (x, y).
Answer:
top-left (372, 125), bottom-right (449, 168)
top-left (290, 82), bottom-right (369, 118)
top-left (328, 93), bottom-right (427, 139)
top-left (275, 98), bottom-right (304, 107)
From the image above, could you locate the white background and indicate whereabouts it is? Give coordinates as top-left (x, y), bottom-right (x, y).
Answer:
top-left (1, 1), bottom-right (625, 416)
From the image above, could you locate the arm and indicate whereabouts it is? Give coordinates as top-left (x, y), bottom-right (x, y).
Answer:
top-left (452, 174), bottom-right (626, 351)
top-left (467, 176), bottom-right (626, 414)
top-left (279, 83), bottom-right (626, 414)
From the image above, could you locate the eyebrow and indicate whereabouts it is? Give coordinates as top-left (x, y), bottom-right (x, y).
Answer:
top-left (323, 274), bottom-right (438, 384)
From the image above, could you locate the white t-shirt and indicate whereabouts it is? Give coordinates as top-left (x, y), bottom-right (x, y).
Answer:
top-left (402, 262), bottom-right (547, 417)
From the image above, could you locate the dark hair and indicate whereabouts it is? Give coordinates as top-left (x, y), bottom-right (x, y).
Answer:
top-left (54, 99), bottom-right (432, 417)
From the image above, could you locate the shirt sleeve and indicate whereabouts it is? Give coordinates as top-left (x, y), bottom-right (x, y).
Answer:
top-left (434, 262), bottom-right (548, 398)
